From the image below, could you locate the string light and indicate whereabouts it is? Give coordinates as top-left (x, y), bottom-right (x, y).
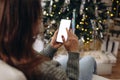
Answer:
top-left (90, 31), bottom-right (92, 34)
top-left (85, 8), bottom-right (88, 10)
top-left (90, 39), bottom-right (93, 41)
top-left (85, 29), bottom-right (87, 31)
top-left (53, 5), bottom-right (56, 8)
top-left (55, 0), bottom-right (59, 2)
top-left (43, 11), bottom-right (47, 15)
top-left (116, 0), bottom-right (119, 4)
top-left (82, 28), bottom-right (84, 31)
top-left (86, 41), bottom-right (89, 44)
top-left (76, 24), bottom-right (80, 29)
top-left (50, 14), bottom-right (53, 17)
top-left (114, 8), bottom-right (116, 10)
top-left (50, 32), bottom-right (53, 35)
top-left (87, 37), bottom-right (90, 40)
top-left (110, 13), bottom-right (114, 17)
top-left (46, 13), bottom-right (49, 16)
top-left (66, 17), bottom-right (69, 19)
top-left (99, 20), bottom-right (102, 23)
top-left (80, 22), bottom-right (84, 24)
top-left (58, 12), bottom-right (61, 14)
top-left (107, 11), bottom-right (110, 14)
top-left (81, 19), bottom-right (85, 21)
top-left (96, 28), bottom-right (99, 30)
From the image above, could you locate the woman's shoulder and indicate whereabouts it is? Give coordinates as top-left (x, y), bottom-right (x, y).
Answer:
top-left (0, 60), bottom-right (27, 80)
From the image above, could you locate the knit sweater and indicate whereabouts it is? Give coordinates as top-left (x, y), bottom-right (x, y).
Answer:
top-left (25, 45), bottom-right (79, 80)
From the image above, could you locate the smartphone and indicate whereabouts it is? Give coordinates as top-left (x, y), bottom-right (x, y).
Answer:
top-left (56, 19), bottom-right (71, 43)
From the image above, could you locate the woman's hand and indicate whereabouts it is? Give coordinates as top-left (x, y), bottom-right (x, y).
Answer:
top-left (62, 29), bottom-right (79, 52)
top-left (50, 30), bottom-right (62, 49)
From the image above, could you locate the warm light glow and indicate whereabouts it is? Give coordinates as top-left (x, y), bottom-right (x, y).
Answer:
top-left (107, 11), bottom-right (110, 14)
top-left (90, 39), bottom-right (93, 41)
top-left (50, 32), bottom-right (52, 35)
top-left (58, 12), bottom-right (61, 14)
top-left (66, 17), bottom-right (69, 19)
top-left (116, 1), bottom-right (119, 3)
top-left (90, 31), bottom-right (92, 34)
top-left (99, 20), bottom-right (102, 23)
top-left (76, 24), bottom-right (79, 29)
top-left (87, 38), bottom-right (90, 40)
top-left (43, 11), bottom-right (47, 15)
top-left (81, 19), bottom-right (85, 21)
top-left (96, 28), bottom-right (99, 30)
top-left (86, 41), bottom-right (89, 43)
top-left (80, 22), bottom-right (84, 24)
top-left (50, 14), bottom-right (53, 17)
top-left (46, 13), bottom-right (49, 16)
top-left (114, 8), bottom-right (116, 10)
top-left (110, 13), bottom-right (114, 17)
top-left (85, 8), bottom-right (88, 10)
top-left (53, 5), bottom-right (56, 8)
top-left (85, 29), bottom-right (87, 31)
top-left (82, 28), bottom-right (84, 31)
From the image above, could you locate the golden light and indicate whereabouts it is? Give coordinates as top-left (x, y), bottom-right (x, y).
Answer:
top-left (43, 11), bottom-right (47, 15)
top-left (85, 8), bottom-right (88, 10)
top-left (53, 5), bottom-right (56, 8)
top-left (81, 19), bottom-right (85, 21)
top-left (85, 22), bottom-right (88, 25)
top-left (82, 28), bottom-right (84, 31)
top-left (80, 22), bottom-right (84, 24)
top-left (110, 13), bottom-right (114, 17)
top-left (86, 41), bottom-right (89, 44)
top-left (76, 24), bottom-right (79, 29)
top-left (99, 20), bottom-right (102, 23)
top-left (87, 38), bottom-right (90, 40)
top-left (46, 13), bottom-right (49, 16)
top-left (107, 11), bottom-right (110, 13)
top-left (90, 39), bottom-right (93, 41)
top-left (58, 12), bottom-right (61, 14)
top-left (50, 32), bottom-right (53, 35)
top-left (114, 8), bottom-right (116, 10)
top-left (85, 29), bottom-right (87, 31)
top-left (66, 17), bottom-right (69, 19)
top-left (90, 31), bottom-right (92, 34)
top-left (96, 28), bottom-right (99, 30)
top-left (116, 1), bottom-right (119, 3)
top-left (50, 14), bottom-right (53, 17)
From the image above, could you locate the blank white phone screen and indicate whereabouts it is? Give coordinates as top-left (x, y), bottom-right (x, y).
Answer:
top-left (56, 19), bottom-right (71, 43)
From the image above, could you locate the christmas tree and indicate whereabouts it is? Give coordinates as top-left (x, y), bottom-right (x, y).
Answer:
top-left (112, 0), bottom-right (120, 18)
top-left (42, 0), bottom-right (108, 43)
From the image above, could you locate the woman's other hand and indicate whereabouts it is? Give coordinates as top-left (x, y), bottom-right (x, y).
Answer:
top-left (50, 30), bottom-right (62, 49)
top-left (62, 29), bottom-right (79, 52)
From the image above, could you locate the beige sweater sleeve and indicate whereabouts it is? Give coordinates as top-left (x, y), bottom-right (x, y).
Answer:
top-left (33, 53), bottom-right (79, 80)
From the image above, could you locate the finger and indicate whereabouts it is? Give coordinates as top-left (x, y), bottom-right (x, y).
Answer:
top-left (62, 35), bottom-right (65, 44)
top-left (54, 30), bottom-right (58, 37)
top-left (66, 28), bottom-right (70, 37)
top-left (69, 28), bottom-right (73, 33)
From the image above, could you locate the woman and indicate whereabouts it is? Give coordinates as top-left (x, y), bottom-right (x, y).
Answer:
top-left (0, 0), bottom-right (96, 80)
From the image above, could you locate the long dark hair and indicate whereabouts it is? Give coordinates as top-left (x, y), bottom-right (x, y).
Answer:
top-left (0, 0), bottom-right (43, 62)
